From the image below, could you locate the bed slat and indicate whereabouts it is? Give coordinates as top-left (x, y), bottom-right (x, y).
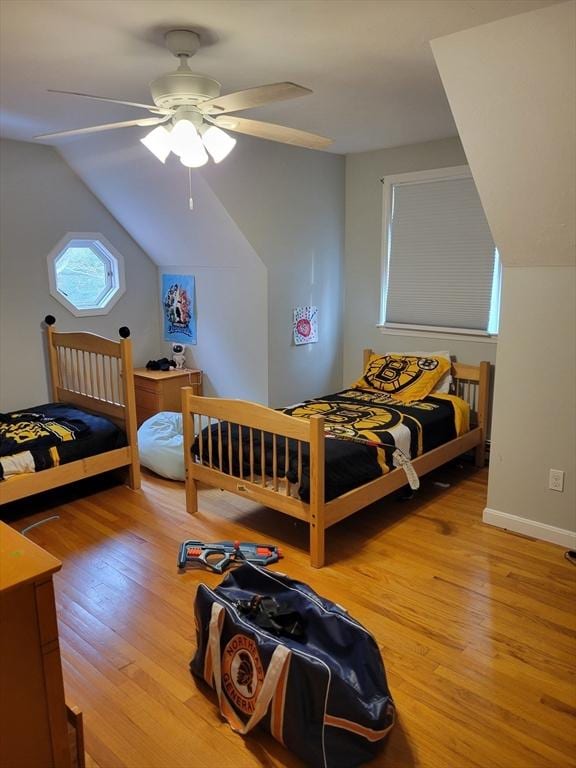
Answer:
top-left (238, 426), bottom-right (244, 480)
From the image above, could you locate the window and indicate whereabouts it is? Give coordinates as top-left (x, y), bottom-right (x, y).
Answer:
top-left (381, 166), bottom-right (501, 336)
top-left (47, 233), bottom-right (125, 316)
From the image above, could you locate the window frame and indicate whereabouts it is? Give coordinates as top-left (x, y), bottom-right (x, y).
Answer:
top-left (379, 165), bottom-right (500, 338)
top-left (47, 232), bottom-right (126, 317)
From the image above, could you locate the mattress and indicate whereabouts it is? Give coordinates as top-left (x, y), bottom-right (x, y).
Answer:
top-left (193, 388), bottom-right (469, 502)
top-left (0, 403), bottom-right (127, 480)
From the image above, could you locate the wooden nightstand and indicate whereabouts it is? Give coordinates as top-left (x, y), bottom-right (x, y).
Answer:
top-left (134, 368), bottom-right (203, 426)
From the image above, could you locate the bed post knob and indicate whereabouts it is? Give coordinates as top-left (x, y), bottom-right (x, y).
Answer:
top-left (44, 315), bottom-right (56, 326)
top-left (119, 326), bottom-right (131, 339)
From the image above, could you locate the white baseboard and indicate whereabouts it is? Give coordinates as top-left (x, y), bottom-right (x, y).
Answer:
top-left (483, 507), bottom-right (576, 549)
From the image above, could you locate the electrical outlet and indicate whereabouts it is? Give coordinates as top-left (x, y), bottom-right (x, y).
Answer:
top-left (548, 469), bottom-right (565, 492)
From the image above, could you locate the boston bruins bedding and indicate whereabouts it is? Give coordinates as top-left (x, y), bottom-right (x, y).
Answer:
top-left (0, 403), bottom-right (127, 480)
top-left (194, 387), bottom-right (469, 502)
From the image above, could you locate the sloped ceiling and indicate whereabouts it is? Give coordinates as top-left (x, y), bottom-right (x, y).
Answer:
top-left (431, 0), bottom-right (575, 267)
top-left (59, 127), bottom-right (263, 269)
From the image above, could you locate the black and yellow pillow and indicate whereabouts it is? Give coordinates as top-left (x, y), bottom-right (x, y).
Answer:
top-left (353, 354), bottom-right (451, 403)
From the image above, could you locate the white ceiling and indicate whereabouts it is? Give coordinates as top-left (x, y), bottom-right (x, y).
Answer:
top-left (0, 0), bottom-right (561, 155)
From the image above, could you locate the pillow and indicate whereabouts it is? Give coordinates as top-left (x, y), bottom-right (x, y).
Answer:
top-left (353, 353), bottom-right (451, 402)
top-left (396, 350), bottom-right (452, 394)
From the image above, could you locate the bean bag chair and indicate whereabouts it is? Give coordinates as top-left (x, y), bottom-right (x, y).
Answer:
top-left (137, 411), bottom-right (185, 481)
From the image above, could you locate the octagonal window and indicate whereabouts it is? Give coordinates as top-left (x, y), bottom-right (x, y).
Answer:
top-left (47, 234), bottom-right (125, 316)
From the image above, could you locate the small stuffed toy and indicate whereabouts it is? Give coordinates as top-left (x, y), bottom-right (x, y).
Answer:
top-left (171, 343), bottom-right (186, 369)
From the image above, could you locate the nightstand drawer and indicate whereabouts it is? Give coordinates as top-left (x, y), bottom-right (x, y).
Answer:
top-left (135, 377), bottom-right (162, 395)
top-left (137, 407), bottom-right (159, 425)
top-left (135, 389), bottom-right (160, 412)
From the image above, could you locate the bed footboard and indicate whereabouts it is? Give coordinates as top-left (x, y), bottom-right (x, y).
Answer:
top-left (181, 391), bottom-right (327, 567)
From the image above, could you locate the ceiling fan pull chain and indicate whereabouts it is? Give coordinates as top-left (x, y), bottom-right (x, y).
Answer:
top-left (188, 167), bottom-right (194, 211)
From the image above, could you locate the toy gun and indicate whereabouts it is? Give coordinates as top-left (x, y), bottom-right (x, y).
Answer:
top-left (177, 539), bottom-right (283, 574)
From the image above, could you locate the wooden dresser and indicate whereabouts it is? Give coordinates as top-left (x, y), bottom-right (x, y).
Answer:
top-left (134, 367), bottom-right (203, 426)
top-left (0, 523), bottom-right (84, 768)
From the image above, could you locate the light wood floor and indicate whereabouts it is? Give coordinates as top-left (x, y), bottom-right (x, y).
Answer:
top-left (5, 462), bottom-right (576, 768)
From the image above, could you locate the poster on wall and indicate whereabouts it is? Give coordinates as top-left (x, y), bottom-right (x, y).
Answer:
top-left (162, 273), bottom-right (197, 344)
top-left (293, 306), bottom-right (318, 345)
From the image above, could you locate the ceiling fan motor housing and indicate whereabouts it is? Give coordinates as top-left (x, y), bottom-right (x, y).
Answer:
top-left (150, 72), bottom-right (221, 109)
top-left (150, 29), bottom-right (221, 110)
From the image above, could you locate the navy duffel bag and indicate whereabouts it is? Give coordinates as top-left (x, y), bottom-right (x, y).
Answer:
top-left (190, 563), bottom-right (395, 767)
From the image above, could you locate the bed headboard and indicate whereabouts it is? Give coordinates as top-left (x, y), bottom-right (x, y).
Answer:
top-left (362, 349), bottom-right (490, 434)
top-left (44, 315), bottom-right (138, 440)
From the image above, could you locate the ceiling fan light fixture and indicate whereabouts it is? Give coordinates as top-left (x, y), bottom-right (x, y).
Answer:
top-left (180, 151), bottom-right (208, 168)
top-left (140, 125), bottom-right (172, 163)
top-left (180, 145), bottom-right (209, 168)
top-left (170, 118), bottom-right (203, 158)
top-left (200, 124), bottom-right (236, 163)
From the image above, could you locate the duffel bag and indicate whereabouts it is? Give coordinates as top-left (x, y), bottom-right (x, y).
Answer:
top-left (190, 562), bottom-right (395, 767)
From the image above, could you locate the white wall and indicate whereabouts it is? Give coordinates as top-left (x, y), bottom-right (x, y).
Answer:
top-left (59, 131), bottom-right (345, 408)
top-left (159, 265), bottom-right (268, 403)
top-left (343, 137), bottom-right (498, 385)
top-left (0, 139), bottom-right (160, 412)
top-left (488, 267), bottom-right (575, 534)
top-left (203, 136), bottom-right (345, 407)
top-left (432, 0), bottom-right (576, 543)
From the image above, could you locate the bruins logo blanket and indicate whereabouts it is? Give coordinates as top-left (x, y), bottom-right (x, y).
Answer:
top-left (195, 389), bottom-right (469, 502)
top-left (0, 411), bottom-right (90, 456)
top-left (0, 403), bottom-right (128, 482)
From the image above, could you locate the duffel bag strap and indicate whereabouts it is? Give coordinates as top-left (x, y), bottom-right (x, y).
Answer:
top-left (324, 711), bottom-right (396, 743)
top-left (208, 603), bottom-right (292, 736)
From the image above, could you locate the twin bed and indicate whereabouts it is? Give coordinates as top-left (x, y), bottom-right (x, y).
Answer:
top-left (1, 323), bottom-right (489, 572)
top-left (182, 351), bottom-right (490, 568)
top-left (0, 317), bottom-right (140, 506)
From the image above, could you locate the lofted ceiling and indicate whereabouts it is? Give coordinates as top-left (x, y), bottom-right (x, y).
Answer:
top-left (0, 0), bottom-right (562, 155)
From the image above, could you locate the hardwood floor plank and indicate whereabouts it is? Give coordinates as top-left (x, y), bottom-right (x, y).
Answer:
top-left (433, 663), bottom-right (576, 756)
top-left (5, 464), bottom-right (575, 768)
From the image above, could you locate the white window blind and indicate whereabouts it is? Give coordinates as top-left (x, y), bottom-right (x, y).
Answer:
top-left (382, 168), bottom-right (497, 333)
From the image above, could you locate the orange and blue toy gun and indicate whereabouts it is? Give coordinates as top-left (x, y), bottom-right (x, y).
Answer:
top-left (177, 539), bottom-right (283, 574)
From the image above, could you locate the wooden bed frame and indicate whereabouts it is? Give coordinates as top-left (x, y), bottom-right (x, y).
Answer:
top-left (0, 317), bottom-right (140, 505)
top-left (182, 351), bottom-right (490, 568)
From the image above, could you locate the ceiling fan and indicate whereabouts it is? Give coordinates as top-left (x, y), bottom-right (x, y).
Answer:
top-left (35, 29), bottom-right (333, 168)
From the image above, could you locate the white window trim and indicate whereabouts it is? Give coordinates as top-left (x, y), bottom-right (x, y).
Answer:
top-left (380, 165), bottom-right (499, 337)
top-left (47, 232), bottom-right (126, 317)
top-left (376, 324), bottom-right (498, 344)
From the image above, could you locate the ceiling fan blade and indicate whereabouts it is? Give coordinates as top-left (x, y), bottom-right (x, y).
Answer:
top-left (213, 116), bottom-right (333, 150)
top-left (34, 116), bottom-right (167, 140)
top-left (47, 89), bottom-right (172, 115)
top-left (200, 82), bottom-right (312, 115)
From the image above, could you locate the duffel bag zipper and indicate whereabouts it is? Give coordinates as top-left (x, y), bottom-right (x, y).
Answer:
top-left (244, 561), bottom-right (376, 640)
